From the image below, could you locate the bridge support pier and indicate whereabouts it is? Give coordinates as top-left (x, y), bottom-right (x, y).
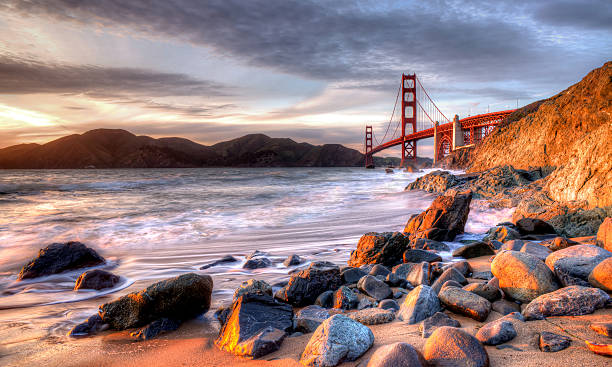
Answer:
top-left (452, 114), bottom-right (464, 151)
top-left (433, 121), bottom-right (439, 165)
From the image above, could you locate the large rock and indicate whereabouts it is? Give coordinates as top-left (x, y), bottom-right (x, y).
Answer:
top-left (597, 217), bottom-right (612, 251)
top-left (397, 285), bottom-right (441, 324)
top-left (333, 286), bottom-right (359, 309)
top-left (405, 170), bottom-right (460, 193)
top-left (341, 267), bottom-right (367, 284)
top-left (404, 190), bottom-right (472, 241)
top-left (18, 242), bottom-right (105, 280)
top-left (411, 238), bottom-right (450, 251)
top-left (295, 305), bottom-right (331, 333)
top-left (393, 262), bottom-right (432, 287)
top-left (545, 244), bottom-right (612, 281)
top-left (491, 251), bottom-right (559, 303)
top-left (276, 261), bottom-right (341, 306)
top-left (515, 218), bottom-right (557, 235)
top-left (519, 242), bottom-right (552, 261)
top-left (74, 269), bottom-right (119, 290)
top-left (475, 319), bottom-right (516, 345)
top-left (431, 267), bottom-right (466, 294)
top-left (491, 299), bottom-right (520, 315)
top-left (216, 293), bottom-right (293, 358)
top-left (403, 249), bottom-right (442, 263)
top-left (438, 286), bottom-right (491, 322)
top-left (588, 257), bottom-right (612, 292)
top-left (348, 232), bottom-right (410, 267)
top-left (346, 308), bottom-right (395, 325)
top-left (366, 342), bottom-right (425, 367)
top-left (300, 314), bottom-right (374, 367)
top-left (462, 283), bottom-right (501, 303)
top-left (522, 285), bottom-right (610, 320)
top-left (68, 314), bottom-right (106, 337)
top-left (357, 275), bottom-right (392, 301)
top-left (243, 256), bottom-right (272, 269)
top-left (540, 236), bottom-right (579, 251)
top-left (131, 317), bottom-right (180, 340)
top-left (99, 273), bottom-right (212, 330)
top-left (233, 279), bottom-right (272, 300)
top-left (452, 241), bottom-right (495, 259)
top-left (483, 225), bottom-right (521, 243)
top-left (419, 312), bottom-right (460, 338)
top-left (423, 326), bottom-right (489, 367)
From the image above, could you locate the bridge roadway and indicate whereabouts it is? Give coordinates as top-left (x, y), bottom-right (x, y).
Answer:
top-left (369, 109), bottom-right (515, 155)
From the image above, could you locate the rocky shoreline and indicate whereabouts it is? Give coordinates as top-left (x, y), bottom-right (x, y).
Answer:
top-left (8, 167), bottom-right (612, 366)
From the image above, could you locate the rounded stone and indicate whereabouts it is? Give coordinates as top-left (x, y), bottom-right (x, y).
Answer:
top-left (397, 285), bottom-right (441, 324)
top-left (423, 326), bottom-right (489, 367)
top-left (475, 319), bottom-right (517, 345)
top-left (74, 269), bottom-right (119, 290)
top-left (366, 342), bottom-right (425, 367)
top-left (588, 257), bottom-right (612, 292)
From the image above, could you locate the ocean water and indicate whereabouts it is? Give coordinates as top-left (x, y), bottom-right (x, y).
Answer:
top-left (0, 167), bottom-right (512, 341)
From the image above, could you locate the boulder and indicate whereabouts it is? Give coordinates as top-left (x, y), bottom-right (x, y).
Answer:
top-left (131, 318), bottom-right (180, 340)
top-left (214, 305), bottom-right (231, 326)
top-left (452, 242), bottom-right (495, 259)
top-left (366, 342), bottom-right (425, 367)
top-left (99, 273), bottom-right (212, 330)
top-left (393, 262), bottom-right (431, 287)
top-left (462, 283), bottom-right (501, 303)
top-left (471, 271), bottom-right (493, 281)
top-left (233, 279), bottom-right (272, 300)
top-left (358, 297), bottom-right (376, 310)
top-left (590, 322), bottom-right (612, 337)
top-left (545, 244), bottom-right (612, 281)
top-left (243, 256), bottom-right (272, 269)
top-left (475, 319), bottom-right (516, 345)
top-left (438, 286), bottom-right (491, 322)
top-left (554, 264), bottom-right (591, 287)
top-left (216, 293), bottom-right (293, 358)
top-left (597, 217), bottom-right (612, 251)
top-left (369, 264), bottom-right (391, 277)
top-left (68, 314), bottom-right (107, 337)
top-left (200, 255), bottom-right (237, 270)
top-left (276, 261), bottom-right (341, 306)
top-left (283, 254), bottom-right (302, 267)
top-left (588, 257), bottom-right (612, 292)
top-left (520, 242), bottom-right (552, 261)
top-left (522, 286), bottom-right (610, 320)
top-left (404, 190), bottom-right (472, 241)
top-left (491, 300), bottom-right (520, 316)
top-left (385, 272), bottom-right (403, 287)
top-left (333, 286), bottom-right (359, 310)
top-left (423, 327), bottom-right (489, 367)
top-left (348, 232), bottom-right (410, 267)
top-left (74, 269), bottom-right (119, 290)
top-left (403, 249), bottom-right (442, 263)
top-left (347, 308), bottom-right (395, 325)
top-left (515, 218), bottom-right (557, 235)
top-left (295, 305), bottom-right (331, 333)
top-left (419, 312), bottom-right (460, 338)
top-left (18, 242), bottom-right (105, 280)
top-left (341, 267), bottom-right (366, 284)
top-left (540, 237), bottom-right (578, 251)
top-left (378, 299), bottom-right (400, 311)
top-left (300, 314), bottom-right (374, 367)
top-left (315, 290), bottom-right (334, 308)
top-left (483, 225), bottom-right (521, 243)
top-left (500, 240), bottom-right (524, 251)
top-left (491, 251), bottom-right (559, 303)
top-left (397, 285), bottom-right (441, 324)
top-left (450, 260), bottom-right (472, 276)
top-left (405, 170), bottom-right (460, 193)
top-left (431, 267), bottom-right (466, 294)
top-left (411, 238), bottom-right (450, 252)
top-left (441, 280), bottom-right (463, 291)
top-left (539, 332), bottom-right (571, 352)
top-left (357, 275), bottom-right (392, 301)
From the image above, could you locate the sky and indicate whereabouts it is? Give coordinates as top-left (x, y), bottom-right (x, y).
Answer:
top-left (0, 0), bottom-right (610, 157)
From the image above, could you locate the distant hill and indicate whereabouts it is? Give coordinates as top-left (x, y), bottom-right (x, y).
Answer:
top-left (0, 129), bottom-right (404, 168)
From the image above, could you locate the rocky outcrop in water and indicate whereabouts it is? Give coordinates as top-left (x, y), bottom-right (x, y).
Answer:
top-left (74, 269), bottom-right (119, 290)
top-left (348, 232), bottom-right (410, 267)
top-left (275, 261), bottom-right (342, 306)
top-left (18, 242), bottom-right (105, 280)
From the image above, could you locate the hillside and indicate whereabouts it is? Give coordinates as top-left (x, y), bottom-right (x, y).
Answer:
top-left (459, 61), bottom-right (611, 208)
top-left (0, 129), bottom-right (390, 168)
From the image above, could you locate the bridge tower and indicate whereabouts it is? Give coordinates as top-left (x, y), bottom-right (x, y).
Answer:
top-left (400, 73), bottom-right (417, 167)
top-left (364, 125), bottom-right (374, 168)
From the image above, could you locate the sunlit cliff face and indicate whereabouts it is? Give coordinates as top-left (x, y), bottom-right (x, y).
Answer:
top-left (0, 1), bottom-right (610, 153)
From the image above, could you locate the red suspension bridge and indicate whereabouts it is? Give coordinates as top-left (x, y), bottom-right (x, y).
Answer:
top-left (364, 74), bottom-right (515, 168)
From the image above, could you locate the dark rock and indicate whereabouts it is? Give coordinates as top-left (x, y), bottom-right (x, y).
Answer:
top-left (131, 318), bottom-right (180, 340)
top-left (403, 249), bottom-right (442, 263)
top-left (476, 319), bottom-right (516, 345)
top-left (450, 260), bottom-right (472, 276)
top-left (500, 240), bottom-right (524, 251)
top-left (243, 256), bottom-right (272, 269)
top-left (393, 262), bottom-right (432, 287)
top-left (515, 218), bottom-right (557, 236)
top-left (369, 264), bottom-right (391, 277)
top-left (358, 297), bottom-right (376, 310)
top-left (520, 242), bottom-right (553, 261)
top-left (315, 290), bottom-right (334, 308)
top-left (358, 275), bottom-right (392, 301)
top-left (597, 217), bottom-right (612, 252)
top-left (539, 332), bottom-right (571, 352)
top-left (411, 238), bottom-right (450, 252)
top-left (405, 170), bottom-right (460, 193)
top-left (430, 262), bottom-right (445, 278)
top-left (452, 241), bottom-right (495, 259)
top-left (99, 273), bottom-right (212, 330)
top-left (404, 190), bottom-right (472, 241)
top-left (348, 232), bottom-right (410, 267)
top-left (441, 280), bottom-right (463, 291)
top-left (554, 264), bottom-right (591, 287)
top-left (299, 314), bottom-right (374, 366)
top-left (419, 312), bottom-right (460, 338)
top-left (471, 271), bottom-right (493, 280)
top-left (545, 244), bottom-right (612, 281)
top-left (589, 257), bottom-right (612, 292)
top-left (438, 286), bottom-right (491, 321)
top-left (378, 299), bottom-right (400, 311)
top-left (491, 250), bottom-right (558, 303)
top-left (431, 267), bottom-right (466, 294)
top-left (333, 286), bottom-right (359, 310)
top-left (385, 272), bottom-right (402, 287)
top-left (283, 254), bottom-right (302, 267)
top-left (423, 326), bottom-right (489, 367)
top-left (246, 250), bottom-right (269, 259)
top-left (483, 225), bottom-right (521, 243)
top-left (18, 242), bottom-right (105, 280)
top-left (540, 236), bottom-right (578, 251)
top-left (216, 293), bottom-right (293, 358)
top-left (295, 305), bottom-right (330, 333)
top-left (491, 300), bottom-right (520, 315)
top-left (410, 228), bottom-right (451, 243)
top-left (68, 314), bottom-right (107, 337)
top-left (366, 342), bottom-right (425, 367)
top-left (523, 286), bottom-right (610, 320)
top-left (463, 283), bottom-right (501, 302)
top-left (499, 312), bottom-right (525, 322)
top-left (214, 305), bottom-right (231, 326)
top-left (590, 322), bottom-right (612, 337)
top-left (488, 240), bottom-right (503, 250)
top-left (341, 267), bottom-right (367, 284)
top-left (74, 269), bottom-right (119, 291)
top-left (397, 285), bottom-right (441, 324)
top-left (347, 308), bottom-right (395, 325)
top-left (234, 279), bottom-right (272, 299)
top-left (276, 261), bottom-right (341, 306)
top-left (200, 255), bottom-right (237, 270)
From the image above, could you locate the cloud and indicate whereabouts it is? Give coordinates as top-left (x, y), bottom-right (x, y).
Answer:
top-left (533, 0), bottom-right (612, 30)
